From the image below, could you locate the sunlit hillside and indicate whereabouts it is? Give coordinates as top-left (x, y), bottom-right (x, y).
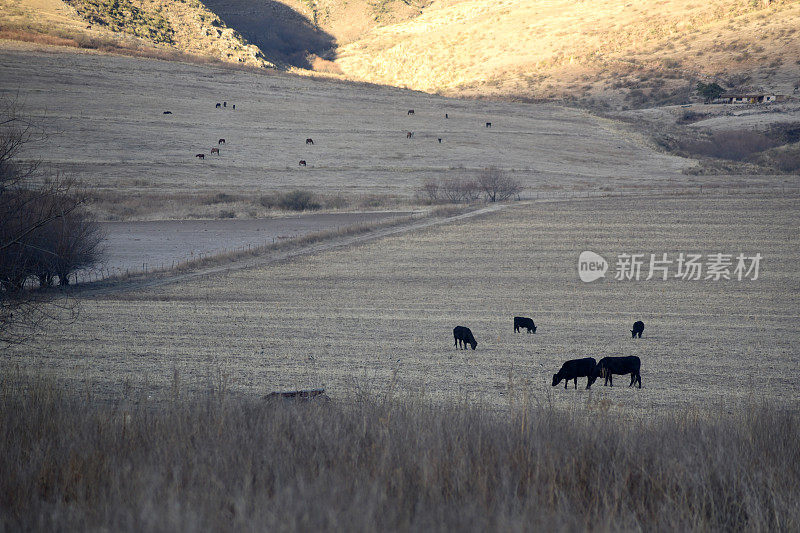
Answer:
top-left (2, 0), bottom-right (798, 106)
top-left (334, 0), bottom-right (800, 106)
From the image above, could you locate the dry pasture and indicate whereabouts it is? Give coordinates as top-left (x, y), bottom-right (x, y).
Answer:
top-left (0, 44), bottom-right (695, 220)
top-left (8, 193), bottom-right (799, 417)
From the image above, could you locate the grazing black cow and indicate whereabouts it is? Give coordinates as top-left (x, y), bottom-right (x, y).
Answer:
top-left (306, 138), bottom-right (314, 145)
top-left (631, 320), bottom-right (645, 338)
top-left (163, 111), bottom-right (172, 114)
top-left (445, 113), bottom-right (448, 118)
top-left (596, 356), bottom-right (641, 388)
top-left (218, 138), bottom-right (226, 145)
top-left (223, 101), bottom-right (227, 107)
top-left (211, 148), bottom-right (220, 155)
top-left (438, 138), bottom-right (442, 143)
top-left (406, 131), bottom-right (414, 138)
top-left (216, 103), bottom-right (221, 108)
top-left (232, 104), bottom-right (236, 110)
top-left (299, 160), bottom-right (307, 166)
top-left (195, 153), bottom-right (205, 159)
top-left (514, 316), bottom-right (536, 333)
top-left (453, 326), bottom-right (477, 350)
top-left (485, 122), bottom-right (492, 128)
top-left (552, 357), bottom-right (597, 389)
top-left (408, 109), bottom-right (415, 115)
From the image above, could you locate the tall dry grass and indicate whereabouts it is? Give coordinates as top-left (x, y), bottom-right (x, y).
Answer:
top-left (1, 371), bottom-right (797, 531)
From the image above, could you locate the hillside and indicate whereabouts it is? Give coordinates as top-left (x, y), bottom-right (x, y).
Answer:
top-left (334, 0), bottom-right (800, 107)
top-left (1, 0), bottom-right (799, 106)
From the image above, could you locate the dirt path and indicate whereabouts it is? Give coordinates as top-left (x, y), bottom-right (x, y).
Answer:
top-left (79, 203), bottom-right (507, 297)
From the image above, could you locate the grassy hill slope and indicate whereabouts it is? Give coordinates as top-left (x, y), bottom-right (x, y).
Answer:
top-left (334, 0), bottom-right (800, 107)
top-left (1, 0), bottom-right (798, 107)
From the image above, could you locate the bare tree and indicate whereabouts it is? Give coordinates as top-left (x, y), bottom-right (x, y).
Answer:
top-left (0, 98), bottom-right (101, 345)
top-left (476, 167), bottom-right (523, 202)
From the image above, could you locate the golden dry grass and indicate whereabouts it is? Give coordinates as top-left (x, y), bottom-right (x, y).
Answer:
top-left (1, 370), bottom-right (798, 531)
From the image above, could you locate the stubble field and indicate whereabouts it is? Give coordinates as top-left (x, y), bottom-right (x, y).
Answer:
top-left (9, 192), bottom-right (799, 418)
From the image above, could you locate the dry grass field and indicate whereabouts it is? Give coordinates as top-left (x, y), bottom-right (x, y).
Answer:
top-left (8, 193), bottom-right (798, 418)
top-left (0, 43), bottom-right (699, 220)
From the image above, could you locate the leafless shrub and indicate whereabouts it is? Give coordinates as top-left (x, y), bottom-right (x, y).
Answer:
top-left (476, 167), bottom-right (523, 202)
top-left (678, 130), bottom-right (780, 161)
top-left (1, 373), bottom-right (798, 530)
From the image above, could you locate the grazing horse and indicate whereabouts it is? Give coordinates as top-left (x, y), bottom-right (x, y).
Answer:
top-left (195, 153), bottom-right (205, 159)
top-left (211, 148), bottom-right (220, 155)
top-left (299, 160), bottom-right (307, 166)
top-left (163, 111), bottom-right (172, 114)
top-left (408, 109), bottom-right (415, 115)
top-left (306, 138), bottom-right (314, 145)
top-left (485, 122), bottom-right (492, 128)
top-left (406, 131), bottom-right (414, 139)
top-left (218, 139), bottom-right (226, 145)
top-left (216, 103), bottom-right (221, 108)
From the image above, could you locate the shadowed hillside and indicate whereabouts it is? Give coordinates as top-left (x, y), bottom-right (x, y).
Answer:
top-left (201, 0), bottom-right (335, 69)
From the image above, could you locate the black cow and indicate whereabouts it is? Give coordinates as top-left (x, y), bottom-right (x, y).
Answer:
top-left (485, 122), bottom-right (492, 128)
top-left (306, 138), bottom-right (314, 145)
top-left (453, 326), bottom-right (477, 350)
top-left (596, 356), bottom-right (641, 388)
top-left (218, 138), bottom-right (226, 145)
top-left (195, 153), bottom-right (205, 159)
top-left (514, 316), bottom-right (536, 333)
top-left (631, 320), bottom-right (645, 338)
top-left (408, 109), bottom-right (415, 115)
top-left (223, 101), bottom-right (227, 107)
top-left (163, 111), bottom-right (172, 114)
top-left (552, 357), bottom-right (597, 389)
top-left (216, 103), bottom-right (221, 108)
top-left (299, 160), bottom-right (307, 167)
top-left (445, 113), bottom-right (448, 118)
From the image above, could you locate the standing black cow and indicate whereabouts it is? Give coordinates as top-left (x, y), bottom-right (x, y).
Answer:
top-left (408, 109), bottom-right (415, 115)
top-left (453, 326), bottom-right (477, 350)
top-left (631, 321), bottom-right (645, 338)
top-left (596, 356), bottom-right (641, 388)
top-left (514, 316), bottom-right (536, 333)
top-left (552, 358), bottom-right (597, 389)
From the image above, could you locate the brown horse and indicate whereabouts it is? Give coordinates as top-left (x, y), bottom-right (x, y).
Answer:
top-left (306, 138), bottom-right (314, 145)
top-left (211, 148), bottom-right (220, 155)
top-left (218, 138), bottom-right (226, 145)
top-left (195, 153), bottom-right (205, 159)
top-left (299, 160), bottom-right (307, 166)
